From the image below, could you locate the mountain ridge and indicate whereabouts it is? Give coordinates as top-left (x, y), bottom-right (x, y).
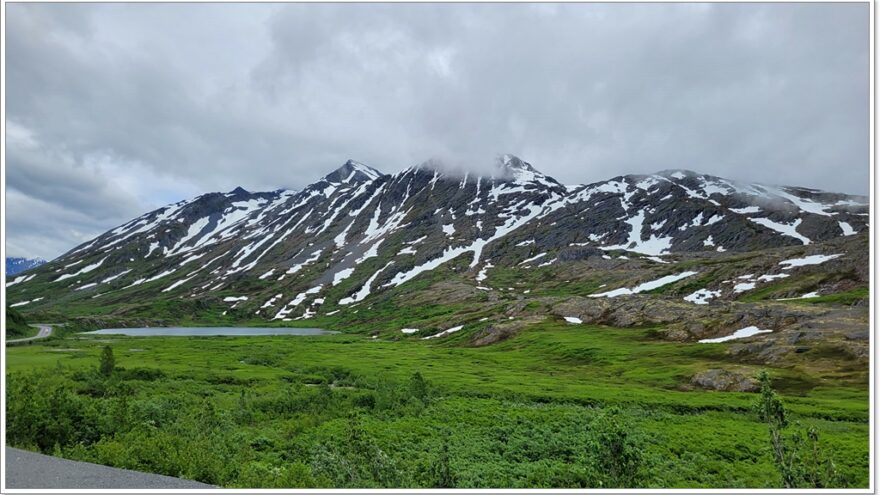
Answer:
top-left (5, 257), bottom-right (47, 277)
top-left (6, 155), bottom-right (868, 324)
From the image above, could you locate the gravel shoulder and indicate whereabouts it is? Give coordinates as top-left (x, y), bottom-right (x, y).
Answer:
top-left (5, 447), bottom-right (215, 489)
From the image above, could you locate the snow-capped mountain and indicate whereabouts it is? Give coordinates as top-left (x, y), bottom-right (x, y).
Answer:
top-left (5, 257), bottom-right (47, 276)
top-left (5, 156), bottom-right (868, 320)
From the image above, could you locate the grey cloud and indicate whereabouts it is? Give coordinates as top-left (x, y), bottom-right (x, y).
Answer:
top-left (4, 3), bottom-right (869, 259)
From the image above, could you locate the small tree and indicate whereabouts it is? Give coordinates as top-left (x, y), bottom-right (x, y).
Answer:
top-left (755, 370), bottom-right (791, 485)
top-left (99, 345), bottom-right (115, 377)
top-left (753, 370), bottom-right (843, 488)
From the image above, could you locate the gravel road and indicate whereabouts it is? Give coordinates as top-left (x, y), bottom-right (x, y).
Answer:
top-left (5, 447), bottom-right (215, 489)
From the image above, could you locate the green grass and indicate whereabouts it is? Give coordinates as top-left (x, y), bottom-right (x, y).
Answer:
top-left (787, 287), bottom-right (869, 306)
top-left (5, 320), bottom-right (868, 488)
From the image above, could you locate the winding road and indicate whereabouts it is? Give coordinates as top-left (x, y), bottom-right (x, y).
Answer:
top-left (5, 447), bottom-right (215, 489)
top-left (6, 324), bottom-right (53, 344)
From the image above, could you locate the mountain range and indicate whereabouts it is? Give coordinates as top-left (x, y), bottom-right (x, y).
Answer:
top-left (5, 257), bottom-right (47, 277)
top-left (5, 156), bottom-right (869, 340)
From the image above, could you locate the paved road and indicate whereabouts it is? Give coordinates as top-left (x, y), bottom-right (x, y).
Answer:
top-left (5, 447), bottom-right (215, 489)
top-left (6, 324), bottom-right (53, 344)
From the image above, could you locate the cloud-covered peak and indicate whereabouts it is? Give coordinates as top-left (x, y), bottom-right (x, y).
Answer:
top-left (655, 169), bottom-right (702, 180)
top-left (497, 154), bottom-right (542, 179)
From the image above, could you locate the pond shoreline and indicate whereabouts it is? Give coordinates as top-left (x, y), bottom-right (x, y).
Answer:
top-left (85, 327), bottom-right (338, 337)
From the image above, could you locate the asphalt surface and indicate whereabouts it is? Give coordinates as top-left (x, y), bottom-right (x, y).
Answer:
top-left (6, 324), bottom-right (53, 344)
top-left (4, 447), bottom-right (215, 489)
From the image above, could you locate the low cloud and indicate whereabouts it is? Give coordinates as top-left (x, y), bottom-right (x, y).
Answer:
top-left (4, 3), bottom-right (869, 259)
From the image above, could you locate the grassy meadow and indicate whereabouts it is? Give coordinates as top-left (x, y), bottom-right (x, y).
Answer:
top-left (4, 320), bottom-right (868, 488)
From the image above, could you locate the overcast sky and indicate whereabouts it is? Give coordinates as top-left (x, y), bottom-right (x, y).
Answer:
top-left (5, 3), bottom-right (869, 260)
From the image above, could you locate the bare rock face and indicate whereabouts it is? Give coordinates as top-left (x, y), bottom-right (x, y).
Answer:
top-left (552, 296), bottom-right (687, 328)
top-left (546, 293), bottom-right (869, 369)
top-left (469, 316), bottom-right (545, 347)
top-left (405, 280), bottom-right (487, 305)
top-left (727, 340), bottom-right (790, 365)
top-left (691, 368), bottom-right (759, 392)
top-left (552, 295), bottom-right (826, 341)
top-left (556, 246), bottom-right (605, 261)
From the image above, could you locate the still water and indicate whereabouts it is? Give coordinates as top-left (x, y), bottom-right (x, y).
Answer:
top-left (86, 327), bottom-right (337, 337)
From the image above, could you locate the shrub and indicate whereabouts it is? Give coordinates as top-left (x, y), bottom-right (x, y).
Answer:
top-left (587, 407), bottom-right (644, 487)
top-left (99, 346), bottom-right (115, 377)
top-left (409, 372), bottom-right (430, 404)
top-left (310, 415), bottom-right (401, 487)
top-left (429, 437), bottom-right (457, 488)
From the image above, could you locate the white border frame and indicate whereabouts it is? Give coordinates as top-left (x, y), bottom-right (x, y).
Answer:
top-left (0, 0), bottom-right (875, 493)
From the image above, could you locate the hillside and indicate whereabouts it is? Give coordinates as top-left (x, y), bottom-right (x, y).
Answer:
top-left (6, 156), bottom-right (868, 330)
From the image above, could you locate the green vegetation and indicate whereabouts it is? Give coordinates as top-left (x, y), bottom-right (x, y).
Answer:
top-left (5, 306), bottom-right (36, 338)
top-left (5, 322), bottom-right (868, 488)
top-left (754, 371), bottom-right (844, 488)
top-left (99, 346), bottom-right (116, 376)
top-left (788, 287), bottom-right (869, 306)
top-left (736, 269), bottom-right (866, 305)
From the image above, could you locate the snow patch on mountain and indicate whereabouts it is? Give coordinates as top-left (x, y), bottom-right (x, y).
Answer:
top-left (332, 268), bottom-right (356, 286)
top-left (730, 206), bottom-right (761, 214)
top-left (699, 326), bottom-right (772, 343)
top-left (519, 252), bottom-right (547, 265)
top-left (6, 273), bottom-right (36, 288)
top-left (838, 222), bottom-right (856, 236)
top-left (589, 271), bottom-right (698, 298)
top-left (749, 218), bottom-right (811, 245)
top-left (684, 288), bottom-right (720, 305)
top-left (779, 254), bottom-right (842, 270)
top-left (423, 325), bottom-right (464, 339)
top-left (601, 210), bottom-right (674, 256)
top-left (340, 262), bottom-right (394, 305)
top-left (56, 257), bottom-right (107, 282)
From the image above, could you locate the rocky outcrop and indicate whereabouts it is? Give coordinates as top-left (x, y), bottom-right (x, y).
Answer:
top-left (691, 369), bottom-right (759, 392)
top-left (469, 316), bottom-right (546, 347)
top-left (551, 295), bottom-right (826, 341)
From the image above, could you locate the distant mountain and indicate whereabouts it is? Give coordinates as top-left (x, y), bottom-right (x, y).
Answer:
top-left (5, 155), bottom-right (868, 321)
top-left (5, 257), bottom-right (47, 276)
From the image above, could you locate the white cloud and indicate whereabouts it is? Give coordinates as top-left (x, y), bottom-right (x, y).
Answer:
top-left (4, 3), bottom-right (870, 259)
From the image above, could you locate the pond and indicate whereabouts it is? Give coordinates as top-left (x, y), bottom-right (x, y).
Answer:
top-left (85, 327), bottom-right (337, 337)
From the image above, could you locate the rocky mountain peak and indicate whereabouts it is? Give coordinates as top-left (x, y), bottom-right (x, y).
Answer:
top-left (499, 153), bottom-right (533, 170)
top-left (497, 154), bottom-right (538, 177)
top-left (322, 160), bottom-right (384, 185)
top-left (495, 154), bottom-right (562, 189)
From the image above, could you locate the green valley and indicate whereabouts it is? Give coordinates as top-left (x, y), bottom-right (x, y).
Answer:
top-left (5, 318), bottom-right (868, 488)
